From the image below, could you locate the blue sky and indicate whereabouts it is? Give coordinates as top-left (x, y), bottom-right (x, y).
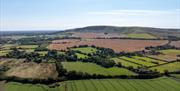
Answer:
top-left (0, 0), bottom-right (180, 31)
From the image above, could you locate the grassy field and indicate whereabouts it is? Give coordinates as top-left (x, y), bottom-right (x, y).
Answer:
top-left (0, 50), bottom-right (11, 56)
top-left (132, 56), bottom-right (166, 64)
top-left (148, 49), bottom-right (180, 61)
top-left (127, 33), bottom-right (156, 39)
top-left (112, 58), bottom-right (140, 68)
top-left (75, 53), bottom-right (88, 59)
top-left (71, 47), bottom-right (97, 54)
top-left (150, 62), bottom-right (180, 73)
top-left (4, 77), bottom-right (180, 91)
top-left (171, 74), bottom-right (180, 79)
top-left (62, 62), bottom-right (136, 76)
top-left (120, 56), bottom-right (156, 67)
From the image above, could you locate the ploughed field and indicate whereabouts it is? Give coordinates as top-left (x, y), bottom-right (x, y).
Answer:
top-left (48, 39), bottom-right (168, 52)
top-left (4, 77), bottom-right (180, 91)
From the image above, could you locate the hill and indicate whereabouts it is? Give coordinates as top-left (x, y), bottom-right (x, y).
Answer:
top-left (62, 26), bottom-right (180, 38)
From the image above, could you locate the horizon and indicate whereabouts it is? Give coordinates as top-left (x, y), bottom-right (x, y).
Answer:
top-left (0, 0), bottom-right (180, 31)
top-left (1, 25), bottom-right (180, 32)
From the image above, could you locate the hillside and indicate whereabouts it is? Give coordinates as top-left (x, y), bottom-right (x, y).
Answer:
top-left (62, 26), bottom-right (180, 38)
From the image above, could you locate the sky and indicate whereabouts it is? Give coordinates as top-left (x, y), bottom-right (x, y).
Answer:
top-left (0, 0), bottom-right (180, 31)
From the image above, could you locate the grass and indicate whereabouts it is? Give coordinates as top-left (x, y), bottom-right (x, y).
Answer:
top-left (112, 58), bottom-right (140, 68)
top-left (171, 74), bottom-right (180, 79)
top-left (150, 62), bottom-right (180, 73)
top-left (75, 53), bottom-right (88, 59)
top-left (127, 33), bottom-right (156, 39)
top-left (132, 56), bottom-right (166, 64)
top-left (17, 45), bottom-right (38, 49)
top-left (4, 77), bottom-right (180, 91)
top-left (71, 47), bottom-right (97, 54)
top-left (0, 50), bottom-right (11, 56)
top-left (62, 62), bottom-right (136, 76)
top-left (36, 51), bottom-right (48, 56)
top-left (120, 56), bottom-right (156, 67)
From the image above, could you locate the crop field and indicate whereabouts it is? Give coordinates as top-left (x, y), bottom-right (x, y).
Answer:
top-left (112, 58), bottom-right (140, 68)
top-left (127, 33), bottom-right (156, 39)
top-left (62, 62), bottom-right (136, 76)
top-left (148, 49), bottom-right (180, 62)
top-left (4, 77), bottom-right (180, 91)
top-left (170, 41), bottom-right (180, 47)
top-left (49, 39), bottom-right (168, 52)
top-left (4, 62), bottom-right (58, 79)
top-left (132, 56), bottom-right (166, 64)
top-left (149, 62), bottom-right (180, 73)
top-left (119, 56), bottom-right (156, 67)
top-left (75, 53), bottom-right (88, 59)
top-left (71, 47), bottom-right (97, 54)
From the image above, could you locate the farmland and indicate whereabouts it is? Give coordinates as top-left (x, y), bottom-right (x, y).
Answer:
top-left (62, 62), bottom-right (136, 76)
top-left (49, 39), bottom-right (168, 52)
top-left (149, 62), bottom-right (180, 73)
top-left (4, 77), bottom-right (180, 91)
top-left (119, 56), bottom-right (156, 67)
top-left (71, 47), bottom-right (97, 54)
top-left (112, 58), bottom-right (140, 68)
top-left (0, 26), bottom-right (180, 91)
top-left (170, 41), bottom-right (180, 47)
top-left (127, 33), bottom-right (156, 39)
top-left (148, 49), bottom-right (180, 61)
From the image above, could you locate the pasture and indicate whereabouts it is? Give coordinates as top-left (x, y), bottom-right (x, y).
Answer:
top-left (75, 53), bottom-right (88, 59)
top-left (127, 33), bottom-right (156, 39)
top-left (62, 62), bottom-right (136, 76)
top-left (4, 77), bottom-right (180, 91)
top-left (132, 56), bottom-right (166, 64)
top-left (71, 47), bottom-right (97, 54)
top-left (149, 62), bottom-right (180, 73)
top-left (112, 58), bottom-right (140, 68)
top-left (119, 56), bottom-right (156, 67)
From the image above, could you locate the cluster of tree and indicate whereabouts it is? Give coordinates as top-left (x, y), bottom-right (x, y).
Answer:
top-left (6, 48), bottom-right (43, 63)
top-left (34, 45), bottom-right (48, 51)
top-left (145, 45), bottom-right (180, 50)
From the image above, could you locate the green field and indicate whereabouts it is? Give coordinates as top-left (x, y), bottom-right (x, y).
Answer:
top-left (127, 33), bottom-right (156, 39)
top-left (150, 62), bottom-right (180, 73)
top-left (75, 53), bottom-right (88, 59)
top-left (62, 62), bottom-right (136, 76)
top-left (132, 56), bottom-right (166, 64)
top-left (171, 74), bottom-right (180, 79)
top-left (120, 56), bottom-right (156, 67)
top-left (112, 58), bottom-right (140, 68)
top-left (4, 77), bottom-right (180, 91)
top-left (71, 47), bottom-right (97, 54)
top-left (0, 50), bottom-right (11, 56)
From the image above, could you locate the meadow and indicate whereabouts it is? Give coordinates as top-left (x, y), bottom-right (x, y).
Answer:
top-left (127, 33), bottom-right (156, 39)
top-left (4, 77), bottom-right (180, 91)
top-left (71, 47), bottom-right (97, 54)
top-left (150, 62), bottom-right (180, 73)
top-left (62, 62), bottom-right (136, 76)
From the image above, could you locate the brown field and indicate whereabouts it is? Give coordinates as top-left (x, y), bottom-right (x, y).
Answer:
top-left (48, 39), bottom-right (168, 52)
top-left (0, 58), bottom-right (58, 79)
top-left (170, 41), bottom-right (180, 47)
top-left (71, 32), bottom-right (122, 38)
